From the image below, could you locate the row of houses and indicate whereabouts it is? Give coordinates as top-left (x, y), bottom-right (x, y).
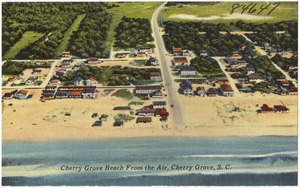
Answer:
top-left (178, 80), bottom-right (234, 97)
top-left (42, 86), bottom-right (97, 100)
top-left (2, 89), bottom-right (29, 100)
top-left (135, 101), bottom-right (169, 123)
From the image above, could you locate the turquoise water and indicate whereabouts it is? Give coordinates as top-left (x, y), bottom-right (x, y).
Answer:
top-left (2, 136), bottom-right (298, 186)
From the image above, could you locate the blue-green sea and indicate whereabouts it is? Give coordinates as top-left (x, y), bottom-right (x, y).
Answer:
top-left (2, 136), bottom-right (297, 186)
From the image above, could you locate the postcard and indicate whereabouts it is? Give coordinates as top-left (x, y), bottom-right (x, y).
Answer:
top-left (1, 1), bottom-right (298, 186)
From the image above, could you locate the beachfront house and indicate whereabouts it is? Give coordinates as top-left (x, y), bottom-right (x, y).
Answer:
top-left (206, 88), bottom-right (218, 97)
top-left (68, 91), bottom-right (82, 98)
top-left (289, 87), bottom-right (298, 95)
top-left (136, 117), bottom-right (152, 123)
top-left (178, 66), bottom-right (198, 76)
top-left (136, 109), bottom-right (156, 116)
top-left (42, 90), bottom-right (56, 100)
top-left (155, 108), bottom-right (169, 117)
top-left (100, 114), bottom-right (108, 121)
top-left (55, 90), bottom-right (69, 99)
top-left (82, 88), bottom-right (97, 99)
top-left (15, 90), bottom-right (29, 99)
top-left (2, 92), bottom-right (14, 100)
top-left (260, 104), bottom-right (274, 113)
top-left (196, 86), bottom-right (206, 97)
top-left (220, 84), bottom-right (234, 97)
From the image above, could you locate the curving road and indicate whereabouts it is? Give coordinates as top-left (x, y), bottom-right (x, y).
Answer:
top-left (151, 2), bottom-right (185, 128)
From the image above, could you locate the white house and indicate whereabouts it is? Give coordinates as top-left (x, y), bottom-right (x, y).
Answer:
top-left (179, 66), bottom-right (198, 76)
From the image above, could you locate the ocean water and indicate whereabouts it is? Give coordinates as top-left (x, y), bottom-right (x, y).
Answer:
top-left (2, 136), bottom-right (298, 186)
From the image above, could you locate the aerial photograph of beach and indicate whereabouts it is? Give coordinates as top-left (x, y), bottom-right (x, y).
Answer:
top-left (2, 1), bottom-right (298, 186)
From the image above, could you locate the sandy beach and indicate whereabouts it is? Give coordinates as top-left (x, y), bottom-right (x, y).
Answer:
top-left (2, 88), bottom-right (297, 142)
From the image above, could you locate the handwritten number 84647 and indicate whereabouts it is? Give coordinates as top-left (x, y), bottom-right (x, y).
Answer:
top-left (230, 3), bottom-right (280, 15)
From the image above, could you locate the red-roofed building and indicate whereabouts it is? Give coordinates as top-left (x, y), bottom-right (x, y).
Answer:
top-left (62, 51), bottom-right (71, 57)
top-left (87, 58), bottom-right (98, 64)
top-left (289, 87), bottom-right (298, 95)
top-left (220, 84), bottom-right (234, 97)
top-left (69, 91), bottom-right (82, 98)
top-left (15, 90), bottom-right (29, 99)
top-left (85, 76), bottom-right (98, 86)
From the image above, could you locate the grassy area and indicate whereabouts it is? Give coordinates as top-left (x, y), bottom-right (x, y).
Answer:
top-left (159, 2), bottom-right (297, 24)
top-left (55, 14), bottom-right (86, 58)
top-left (105, 2), bottom-right (162, 55)
top-left (3, 31), bottom-right (44, 60)
top-left (111, 89), bottom-right (134, 100)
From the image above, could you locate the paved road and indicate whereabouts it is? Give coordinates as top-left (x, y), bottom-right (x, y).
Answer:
top-left (41, 60), bottom-right (60, 87)
top-left (151, 2), bottom-right (185, 128)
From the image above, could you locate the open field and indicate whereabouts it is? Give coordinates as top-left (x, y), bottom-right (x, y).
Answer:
top-left (105, 2), bottom-right (162, 53)
top-left (55, 14), bottom-right (86, 58)
top-left (159, 2), bottom-right (297, 24)
top-left (3, 31), bottom-right (44, 60)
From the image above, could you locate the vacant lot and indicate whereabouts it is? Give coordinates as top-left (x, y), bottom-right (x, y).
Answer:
top-left (159, 2), bottom-right (297, 23)
top-left (55, 14), bottom-right (86, 58)
top-left (3, 31), bottom-right (44, 60)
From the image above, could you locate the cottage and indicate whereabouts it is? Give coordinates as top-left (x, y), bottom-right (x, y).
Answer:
top-left (138, 47), bottom-right (153, 54)
top-left (74, 77), bottom-right (84, 86)
top-left (178, 66), bottom-right (198, 76)
top-left (49, 79), bottom-right (61, 86)
top-left (136, 117), bottom-right (152, 123)
top-left (87, 58), bottom-right (98, 64)
top-left (289, 87), bottom-right (298, 95)
top-left (248, 73), bottom-right (263, 83)
top-left (115, 52), bottom-right (129, 58)
top-left (155, 108), bottom-right (169, 117)
top-left (146, 57), bottom-right (158, 66)
top-left (62, 51), bottom-right (71, 57)
top-left (273, 105), bottom-right (289, 113)
top-left (113, 121), bottom-right (124, 127)
top-left (2, 93), bottom-right (14, 100)
top-left (136, 51), bottom-right (146, 57)
top-left (134, 85), bottom-right (162, 95)
top-left (173, 48), bottom-right (183, 56)
top-left (220, 84), bottom-right (234, 97)
top-left (45, 86), bottom-right (57, 90)
top-left (150, 72), bottom-right (161, 81)
top-left (55, 90), bottom-right (69, 98)
top-left (61, 59), bottom-right (73, 68)
top-left (32, 68), bottom-right (42, 74)
top-left (150, 90), bottom-right (165, 98)
top-left (42, 90), bottom-right (56, 100)
top-left (56, 69), bottom-right (66, 77)
top-left (136, 109), bottom-right (155, 116)
top-left (260, 104), bottom-right (274, 113)
top-left (199, 50), bottom-right (208, 57)
top-left (82, 88), bottom-right (97, 99)
top-left (85, 76), bottom-right (98, 86)
top-left (182, 50), bottom-right (190, 56)
top-left (206, 88), bottom-right (218, 97)
top-left (100, 114), bottom-right (108, 121)
top-left (15, 90), bottom-right (29, 99)
top-left (246, 65), bottom-right (255, 75)
top-left (173, 57), bottom-right (188, 66)
top-left (196, 87), bottom-right (206, 97)
top-left (69, 91), bottom-right (82, 98)
top-left (179, 80), bottom-right (193, 95)
top-left (26, 76), bottom-right (37, 85)
top-left (153, 101), bottom-right (166, 109)
top-left (92, 121), bottom-right (102, 127)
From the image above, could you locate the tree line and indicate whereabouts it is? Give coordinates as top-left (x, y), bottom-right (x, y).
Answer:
top-left (2, 2), bottom-right (110, 59)
top-left (114, 17), bottom-right (154, 49)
